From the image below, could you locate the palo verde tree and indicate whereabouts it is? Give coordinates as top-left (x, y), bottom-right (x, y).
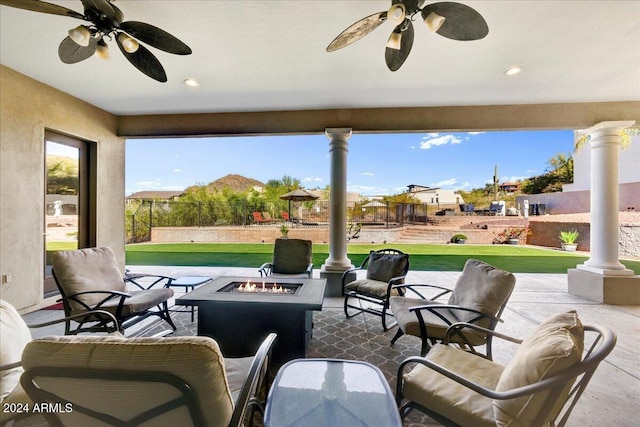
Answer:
top-left (521, 153), bottom-right (574, 194)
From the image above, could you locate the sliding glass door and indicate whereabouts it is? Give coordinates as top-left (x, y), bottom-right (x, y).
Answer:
top-left (44, 130), bottom-right (96, 297)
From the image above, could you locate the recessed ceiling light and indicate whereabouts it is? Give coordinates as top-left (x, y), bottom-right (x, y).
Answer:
top-left (504, 66), bottom-right (523, 76)
top-left (183, 78), bottom-right (200, 87)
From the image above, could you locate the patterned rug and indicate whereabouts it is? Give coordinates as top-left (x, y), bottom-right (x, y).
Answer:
top-left (144, 308), bottom-right (439, 426)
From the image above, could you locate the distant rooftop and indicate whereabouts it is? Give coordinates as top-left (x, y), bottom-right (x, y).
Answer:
top-left (126, 191), bottom-right (184, 200)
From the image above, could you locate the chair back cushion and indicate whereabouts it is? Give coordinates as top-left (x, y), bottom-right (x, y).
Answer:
top-left (0, 299), bottom-right (32, 401)
top-left (21, 335), bottom-right (234, 427)
top-left (493, 311), bottom-right (584, 427)
top-left (448, 259), bottom-right (515, 324)
top-left (272, 238), bottom-right (312, 274)
top-left (52, 247), bottom-right (126, 311)
top-left (366, 251), bottom-right (409, 283)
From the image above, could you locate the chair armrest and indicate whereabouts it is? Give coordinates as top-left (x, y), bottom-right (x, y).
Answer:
top-left (59, 290), bottom-right (131, 315)
top-left (228, 333), bottom-right (277, 427)
top-left (409, 304), bottom-right (501, 326)
top-left (391, 283), bottom-right (452, 300)
top-left (125, 273), bottom-right (175, 290)
top-left (258, 262), bottom-right (273, 277)
top-left (341, 266), bottom-right (363, 287)
top-left (305, 263), bottom-right (313, 277)
top-left (26, 310), bottom-right (120, 333)
top-left (444, 322), bottom-right (523, 345)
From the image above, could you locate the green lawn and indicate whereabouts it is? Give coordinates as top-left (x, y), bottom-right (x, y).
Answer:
top-left (126, 242), bottom-right (640, 274)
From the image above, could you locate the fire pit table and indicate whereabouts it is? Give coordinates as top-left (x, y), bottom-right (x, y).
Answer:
top-left (175, 276), bottom-right (326, 365)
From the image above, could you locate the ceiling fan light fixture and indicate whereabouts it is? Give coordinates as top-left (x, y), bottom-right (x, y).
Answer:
top-left (423, 11), bottom-right (445, 32)
top-left (68, 25), bottom-right (91, 47)
top-left (386, 30), bottom-right (402, 50)
top-left (95, 39), bottom-right (110, 60)
top-left (388, 3), bottom-right (406, 25)
top-left (117, 33), bottom-right (139, 53)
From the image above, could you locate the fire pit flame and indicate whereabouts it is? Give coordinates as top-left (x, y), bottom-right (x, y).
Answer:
top-left (237, 280), bottom-right (288, 294)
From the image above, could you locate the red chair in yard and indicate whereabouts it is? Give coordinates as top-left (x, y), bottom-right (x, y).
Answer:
top-left (252, 212), bottom-right (271, 224)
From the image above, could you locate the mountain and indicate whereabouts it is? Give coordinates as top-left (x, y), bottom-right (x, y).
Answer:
top-left (203, 174), bottom-right (265, 192)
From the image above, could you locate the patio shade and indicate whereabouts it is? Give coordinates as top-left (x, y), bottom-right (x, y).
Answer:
top-left (363, 200), bottom-right (386, 208)
top-left (279, 189), bottom-right (319, 202)
top-left (279, 189), bottom-right (319, 219)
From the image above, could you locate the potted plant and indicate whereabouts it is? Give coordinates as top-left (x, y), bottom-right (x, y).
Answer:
top-left (280, 224), bottom-right (289, 238)
top-left (559, 229), bottom-right (579, 252)
top-left (450, 233), bottom-right (468, 244)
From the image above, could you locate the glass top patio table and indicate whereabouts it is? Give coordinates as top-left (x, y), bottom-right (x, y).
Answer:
top-left (264, 358), bottom-right (402, 427)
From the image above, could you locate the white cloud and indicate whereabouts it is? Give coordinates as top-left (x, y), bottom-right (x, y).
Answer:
top-left (347, 184), bottom-right (392, 196)
top-left (172, 169), bottom-right (182, 173)
top-left (431, 178), bottom-right (458, 188)
top-left (362, 172), bottom-right (374, 176)
top-left (467, 132), bottom-right (486, 135)
top-left (420, 134), bottom-right (462, 150)
top-left (303, 176), bottom-right (323, 182)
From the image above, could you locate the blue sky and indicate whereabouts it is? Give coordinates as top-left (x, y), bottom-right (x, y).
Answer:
top-left (125, 130), bottom-right (575, 197)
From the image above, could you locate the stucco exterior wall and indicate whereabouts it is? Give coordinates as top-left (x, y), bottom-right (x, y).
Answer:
top-left (515, 182), bottom-right (640, 214)
top-left (0, 65), bottom-right (123, 311)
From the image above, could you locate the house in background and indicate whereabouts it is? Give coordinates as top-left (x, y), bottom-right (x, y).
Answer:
top-left (499, 181), bottom-right (521, 193)
top-left (406, 184), bottom-right (465, 207)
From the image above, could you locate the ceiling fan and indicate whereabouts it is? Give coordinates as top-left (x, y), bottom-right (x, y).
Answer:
top-left (0, 0), bottom-right (192, 82)
top-left (326, 0), bottom-right (488, 71)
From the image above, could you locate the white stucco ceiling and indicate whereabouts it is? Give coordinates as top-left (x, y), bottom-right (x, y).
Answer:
top-left (1, 1), bottom-right (638, 116)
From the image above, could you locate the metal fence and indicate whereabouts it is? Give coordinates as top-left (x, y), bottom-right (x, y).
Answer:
top-left (125, 200), bottom-right (442, 243)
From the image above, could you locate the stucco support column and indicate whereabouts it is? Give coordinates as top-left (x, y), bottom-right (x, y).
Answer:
top-left (569, 120), bottom-right (639, 304)
top-left (321, 128), bottom-right (354, 297)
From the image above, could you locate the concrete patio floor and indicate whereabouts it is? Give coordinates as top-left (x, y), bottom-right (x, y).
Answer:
top-left (22, 266), bottom-right (640, 426)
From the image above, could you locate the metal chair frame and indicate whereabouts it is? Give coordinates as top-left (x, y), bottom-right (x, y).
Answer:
top-left (390, 282), bottom-right (512, 358)
top-left (396, 323), bottom-right (616, 427)
top-left (53, 269), bottom-right (177, 335)
top-left (20, 333), bottom-right (276, 427)
top-left (342, 248), bottom-right (409, 331)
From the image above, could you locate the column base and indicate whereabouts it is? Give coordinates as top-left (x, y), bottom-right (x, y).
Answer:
top-left (578, 263), bottom-right (634, 276)
top-left (568, 268), bottom-right (640, 305)
top-left (320, 265), bottom-right (355, 298)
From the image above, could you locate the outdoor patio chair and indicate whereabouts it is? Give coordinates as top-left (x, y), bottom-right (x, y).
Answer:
top-left (396, 311), bottom-right (616, 427)
top-left (342, 249), bottom-right (410, 331)
top-left (20, 332), bottom-right (276, 427)
top-left (252, 211), bottom-right (272, 224)
top-left (52, 247), bottom-right (176, 335)
top-left (0, 299), bottom-right (119, 426)
top-left (259, 238), bottom-right (313, 278)
top-left (390, 258), bottom-right (515, 357)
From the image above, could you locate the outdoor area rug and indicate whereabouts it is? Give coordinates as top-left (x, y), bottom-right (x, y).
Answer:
top-left (143, 308), bottom-right (439, 426)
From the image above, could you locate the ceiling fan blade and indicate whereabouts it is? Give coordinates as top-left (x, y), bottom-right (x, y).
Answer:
top-left (385, 20), bottom-right (414, 71)
top-left (119, 21), bottom-right (192, 55)
top-left (58, 36), bottom-right (97, 64)
top-left (116, 35), bottom-right (167, 82)
top-left (80, 0), bottom-right (115, 18)
top-left (422, 2), bottom-right (489, 41)
top-left (326, 11), bottom-right (387, 52)
top-left (0, 0), bottom-right (84, 19)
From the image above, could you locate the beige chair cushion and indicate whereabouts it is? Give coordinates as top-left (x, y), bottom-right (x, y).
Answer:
top-left (493, 311), bottom-right (584, 427)
top-left (366, 251), bottom-right (408, 283)
top-left (402, 344), bottom-right (504, 427)
top-left (448, 259), bottom-right (515, 325)
top-left (52, 247), bottom-right (127, 311)
top-left (52, 247), bottom-right (173, 316)
top-left (272, 238), bottom-right (312, 275)
top-left (390, 296), bottom-right (487, 345)
top-left (0, 299), bottom-right (32, 402)
top-left (345, 279), bottom-right (399, 298)
top-left (22, 335), bottom-right (236, 427)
